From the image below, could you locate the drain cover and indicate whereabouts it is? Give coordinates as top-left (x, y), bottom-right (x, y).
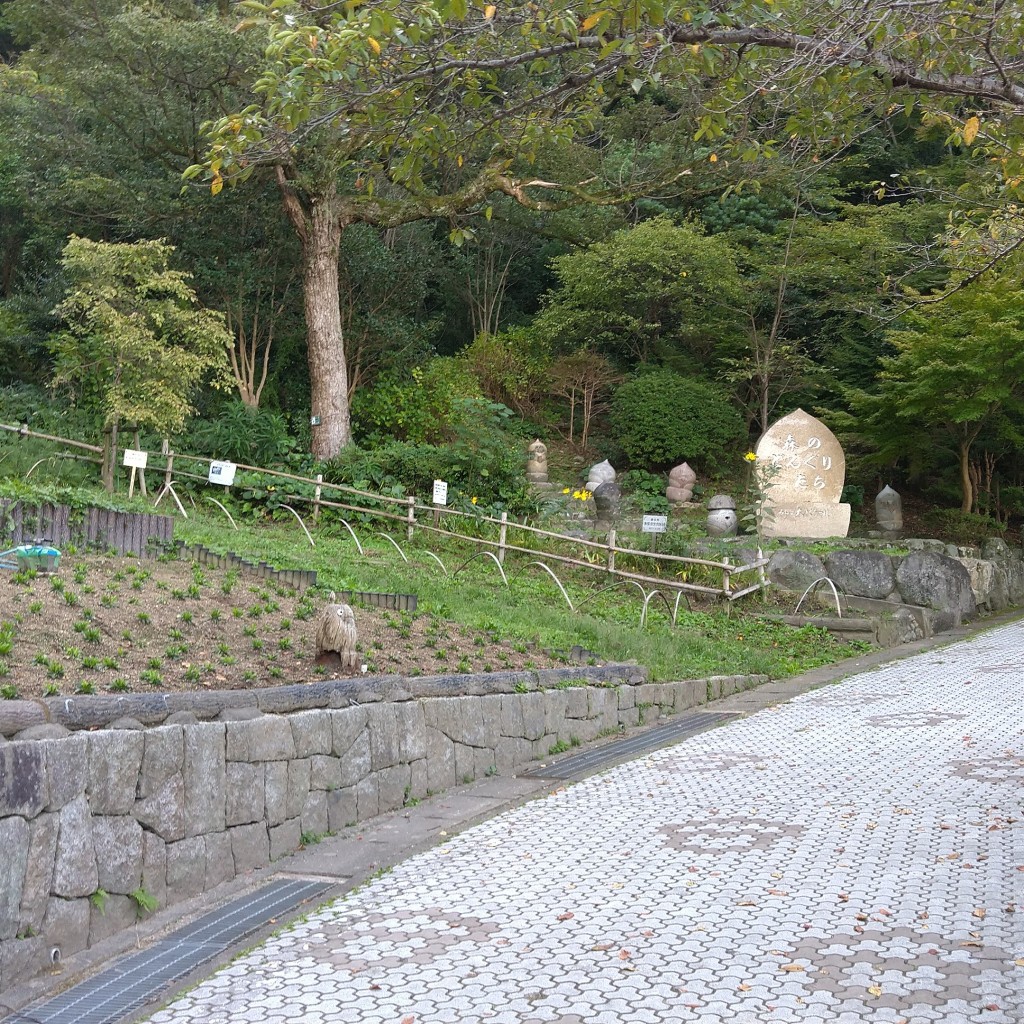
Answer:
top-left (524, 710), bottom-right (742, 779)
top-left (23, 878), bottom-right (334, 1024)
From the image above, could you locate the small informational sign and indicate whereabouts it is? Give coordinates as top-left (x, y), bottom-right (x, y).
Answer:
top-left (122, 449), bottom-right (148, 469)
top-left (310, 415), bottom-right (321, 426)
top-left (642, 514), bottom-right (668, 534)
top-left (208, 460), bottom-right (237, 487)
top-left (432, 479), bottom-right (448, 506)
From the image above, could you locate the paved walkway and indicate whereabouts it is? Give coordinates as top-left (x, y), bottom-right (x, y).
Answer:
top-left (146, 622), bottom-right (1023, 1024)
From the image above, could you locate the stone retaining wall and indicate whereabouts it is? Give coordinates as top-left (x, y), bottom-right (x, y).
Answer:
top-left (766, 537), bottom-right (1024, 632)
top-left (0, 666), bottom-right (766, 991)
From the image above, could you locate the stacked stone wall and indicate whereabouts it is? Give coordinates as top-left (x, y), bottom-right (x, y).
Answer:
top-left (0, 667), bottom-right (766, 991)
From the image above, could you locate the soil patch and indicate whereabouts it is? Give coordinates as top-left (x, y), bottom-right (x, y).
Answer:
top-left (0, 554), bottom-right (571, 701)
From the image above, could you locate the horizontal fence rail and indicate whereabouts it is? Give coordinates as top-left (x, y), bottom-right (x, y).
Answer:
top-left (0, 422), bottom-right (769, 602)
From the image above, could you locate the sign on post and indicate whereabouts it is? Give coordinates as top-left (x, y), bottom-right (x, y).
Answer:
top-left (122, 448), bottom-right (149, 499)
top-left (641, 514), bottom-right (668, 534)
top-left (122, 449), bottom-right (148, 469)
top-left (432, 480), bottom-right (449, 506)
top-left (208, 460), bottom-right (237, 487)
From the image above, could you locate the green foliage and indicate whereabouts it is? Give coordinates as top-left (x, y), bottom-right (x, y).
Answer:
top-left (920, 509), bottom-right (1006, 547)
top-left (351, 358), bottom-right (482, 445)
top-left (530, 218), bottom-right (746, 369)
top-left (619, 469), bottom-right (671, 514)
top-left (458, 331), bottom-right (550, 415)
top-left (186, 401), bottom-right (300, 467)
top-left (129, 886), bottom-right (158, 917)
top-left (842, 271), bottom-right (1024, 511)
top-left (51, 237), bottom-right (232, 436)
top-left (609, 370), bottom-right (745, 469)
top-left (325, 424), bottom-right (536, 517)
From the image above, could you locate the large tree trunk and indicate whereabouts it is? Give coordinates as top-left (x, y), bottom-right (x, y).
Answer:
top-left (303, 204), bottom-right (349, 460)
top-left (277, 169), bottom-right (351, 461)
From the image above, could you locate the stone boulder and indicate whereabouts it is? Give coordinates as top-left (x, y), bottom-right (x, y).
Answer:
top-left (823, 550), bottom-right (897, 600)
top-left (767, 550), bottom-right (827, 593)
top-left (957, 557), bottom-right (1009, 613)
top-left (895, 552), bottom-right (976, 620)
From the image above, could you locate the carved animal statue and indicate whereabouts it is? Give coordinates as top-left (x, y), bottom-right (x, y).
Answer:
top-left (314, 592), bottom-right (359, 670)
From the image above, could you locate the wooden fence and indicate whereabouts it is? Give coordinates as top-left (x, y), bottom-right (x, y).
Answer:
top-left (0, 422), bottom-right (768, 600)
top-left (0, 501), bottom-right (174, 557)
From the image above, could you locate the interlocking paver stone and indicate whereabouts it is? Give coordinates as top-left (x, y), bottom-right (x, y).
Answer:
top-left (145, 622), bottom-right (1024, 1023)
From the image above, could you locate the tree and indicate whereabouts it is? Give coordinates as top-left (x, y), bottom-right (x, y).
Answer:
top-left (845, 274), bottom-right (1024, 513)
top-left (51, 237), bottom-right (231, 487)
top-left (196, 0), bottom-right (1024, 459)
top-left (529, 217), bottom-right (745, 369)
top-left (549, 350), bottom-right (620, 449)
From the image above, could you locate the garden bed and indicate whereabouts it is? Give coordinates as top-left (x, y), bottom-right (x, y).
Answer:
top-left (0, 554), bottom-right (570, 701)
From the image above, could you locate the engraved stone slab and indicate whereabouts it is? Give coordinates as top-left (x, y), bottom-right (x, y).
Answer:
top-left (755, 408), bottom-right (850, 537)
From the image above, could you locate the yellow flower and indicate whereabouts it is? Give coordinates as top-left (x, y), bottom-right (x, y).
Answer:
top-left (562, 487), bottom-right (570, 494)
top-left (744, 452), bottom-right (758, 462)
top-left (471, 496), bottom-right (478, 505)
top-left (572, 490), bottom-right (582, 500)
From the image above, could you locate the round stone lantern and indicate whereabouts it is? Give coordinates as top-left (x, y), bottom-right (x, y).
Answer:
top-left (707, 494), bottom-right (738, 537)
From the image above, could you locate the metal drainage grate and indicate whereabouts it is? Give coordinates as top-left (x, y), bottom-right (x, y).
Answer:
top-left (22, 878), bottom-right (335, 1024)
top-left (524, 710), bottom-right (742, 780)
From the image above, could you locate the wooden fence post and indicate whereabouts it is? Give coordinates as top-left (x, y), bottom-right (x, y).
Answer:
top-left (722, 556), bottom-right (732, 598)
top-left (606, 528), bottom-right (616, 574)
top-left (406, 495), bottom-right (416, 542)
top-left (498, 511), bottom-right (508, 564)
top-left (132, 429), bottom-right (148, 497)
top-left (313, 474), bottom-right (323, 523)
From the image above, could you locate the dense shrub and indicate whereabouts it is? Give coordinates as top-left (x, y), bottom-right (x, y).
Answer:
top-left (351, 357), bottom-right (481, 445)
top-left (186, 401), bottom-right (300, 467)
top-left (609, 370), bottom-right (745, 469)
top-left (459, 330), bottom-right (550, 415)
top-left (325, 401), bottom-right (537, 516)
top-left (920, 508), bottom-right (1006, 547)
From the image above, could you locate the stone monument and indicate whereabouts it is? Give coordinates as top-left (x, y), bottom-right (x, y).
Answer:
top-left (525, 439), bottom-right (554, 491)
top-left (585, 459), bottom-right (616, 493)
top-left (666, 462), bottom-right (697, 504)
top-left (875, 485), bottom-right (903, 533)
top-left (754, 408), bottom-right (850, 538)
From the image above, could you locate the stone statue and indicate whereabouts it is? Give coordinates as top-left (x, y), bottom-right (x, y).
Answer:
top-left (706, 494), bottom-right (738, 537)
top-left (585, 459), bottom-right (616, 493)
top-left (875, 485), bottom-right (903, 533)
top-left (526, 439), bottom-right (554, 490)
top-left (666, 462), bottom-right (697, 504)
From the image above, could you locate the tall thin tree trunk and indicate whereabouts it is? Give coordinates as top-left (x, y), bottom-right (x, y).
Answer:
top-left (959, 440), bottom-right (973, 513)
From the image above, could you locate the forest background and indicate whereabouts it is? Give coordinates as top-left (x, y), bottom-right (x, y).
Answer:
top-left (3, 0), bottom-right (1024, 541)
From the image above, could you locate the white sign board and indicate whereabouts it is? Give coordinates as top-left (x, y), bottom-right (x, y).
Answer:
top-left (432, 479), bottom-right (448, 506)
top-left (641, 514), bottom-right (668, 534)
top-left (208, 460), bottom-right (237, 487)
top-left (122, 448), bottom-right (148, 469)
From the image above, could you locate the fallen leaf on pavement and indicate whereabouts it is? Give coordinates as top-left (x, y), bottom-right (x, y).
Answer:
top-left (780, 964), bottom-right (805, 973)
top-left (867, 985), bottom-right (882, 997)
top-left (556, 912), bottom-right (574, 921)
